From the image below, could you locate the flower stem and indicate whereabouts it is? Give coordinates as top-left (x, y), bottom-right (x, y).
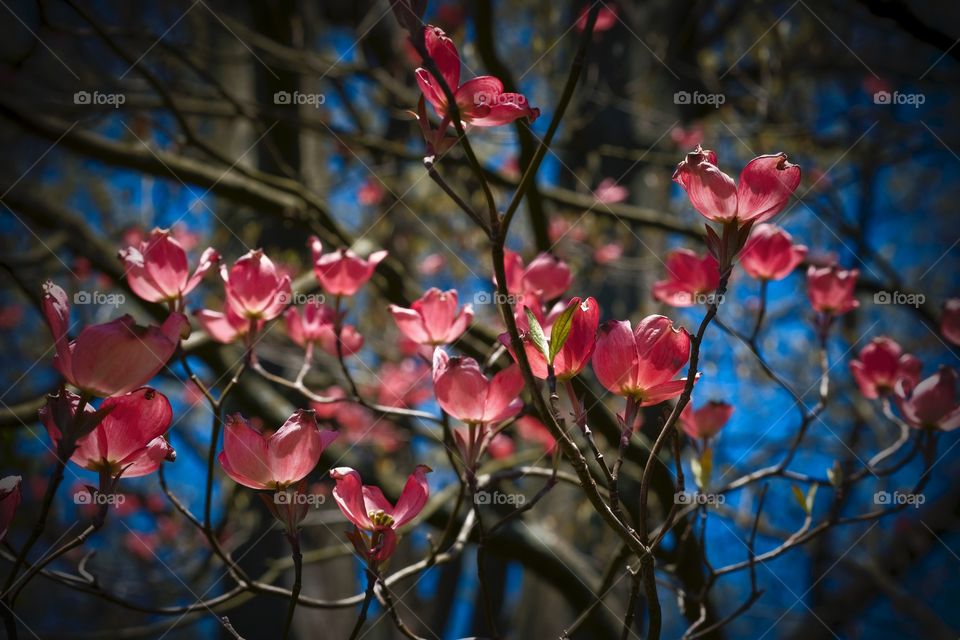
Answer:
top-left (281, 531), bottom-right (302, 640)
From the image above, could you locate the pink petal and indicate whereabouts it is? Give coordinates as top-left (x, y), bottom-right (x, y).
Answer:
top-left (482, 364), bottom-right (525, 423)
top-left (220, 414), bottom-right (273, 490)
top-left (672, 147), bottom-right (738, 223)
top-left (330, 467), bottom-right (374, 529)
top-left (183, 247), bottom-right (220, 295)
top-left (593, 320), bottom-right (639, 394)
top-left (390, 465), bottom-right (431, 527)
top-left (736, 153), bottom-right (801, 223)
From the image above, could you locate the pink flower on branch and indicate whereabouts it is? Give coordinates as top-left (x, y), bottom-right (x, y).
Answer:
top-left (652, 249), bottom-right (721, 307)
top-left (592, 315), bottom-right (693, 406)
top-left (942, 298), bottom-right (960, 346)
top-left (498, 297), bottom-right (600, 380)
top-left (497, 250), bottom-right (572, 301)
top-left (415, 25), bottom-right (540, 128)
top-left (42, 388), bottom-right (176, 478)
top-left (806, 265), bottom-right (859, 316)
top-left (895, 366), bottom-right (960, 431)
top-left (739, 223), bottom-right (808, 281)
top-left (218, 410), bottom-right (337, 490)
top-left (673, 146), bottom-right (801, 226)
top-left (309, 236), bottom-right (387, 297)
top-left (221, 249), bottom-right (291, 321)
top-left (284, 302), bottom-right (364, 356)
top-left (195, 306), bottom-right (260, 344)
top-left (849, 337), bottom-right (922, 400)
top-left (680, 400), bottom-right (733, 440)
top-left (432, 349), bottom-right (524, 426)
top-left (330, 465), bottom-right (431, 563)
top-left (42, 281), bottom-right (187, 397)
top-left (389, 288), bottom-right (473, 346)
top-left (119, 228), bottom-right (219, 307)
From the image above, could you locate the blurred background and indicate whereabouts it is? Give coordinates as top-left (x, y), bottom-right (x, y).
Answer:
top-left (0, 0), bottom-right (959, 638)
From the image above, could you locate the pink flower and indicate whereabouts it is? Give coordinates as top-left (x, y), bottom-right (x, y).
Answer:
top-left (221, 250), bottom-right (291, 321)
top-left (42, 388), bottom-right (175, 478)
top-left (594, 242), bottom-right (623, 265)
top-left (0, 476), bottom-right (22, 541)
top-left (576, 5), bottom-right (618, 32)
top-left (498, 250), bottom-right (572, 300)
top-left (389, 288), bottom-right (473, 346)
top-left (516, 416), bottom-right (556, 453)
top-left (42, 281), bottom-right (187, 397)
top-left (673, 146), bottom-right (801, 225)
top-left (195, 306), bottom-right (260, 344)
top-left (592, 315), bottom-right (692, 405)
top-left (330, 465), bottom-right (431, 562)
top-left (593, 178), bottom-right (628, 204)
top-left (849, 337), bottom-right (922, 400)
top-left (679, 401), bottom-right (733, 440)
top-left (806, 265), bottom-right (859, 315)
top-left (432, 349), bottom-right (524, 425)
top-left (218, 410), bottom-right (338, 490)
top-left (119, 228), bottom-right (219, 305)
top-left (895, 367), bottom-right (960, 431)
top-left (739, 224), bottom-right (808, 281)
top-left (652, 249), bottom-right (721, 307)
top-left (373, 359), bottom-right (432, 409)
top-left (309, 236), bottom-right (387, 297)
top-left (498, 297), bottom-right (600, 380)
top-left (415, 25), bottom-right (539, 128)
top-left (284, 302), bottom-right (364, 356)
top-left (942, 299), bottom-right (960, 346)
top-left (487, 433), bottom-right (515, 459)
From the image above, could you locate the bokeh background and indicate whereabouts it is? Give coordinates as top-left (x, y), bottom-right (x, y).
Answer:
top-left (0, 0), bottom-right (959, 638)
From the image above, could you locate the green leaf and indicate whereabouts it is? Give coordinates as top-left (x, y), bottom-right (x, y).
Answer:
top-left (548, 301), bottom-right (578, 363)
top-left (805, 485), bottom-right (818, 513)
top-left (826, 461), bottom-right (842, 488)
top-left (790, 484), bottom-right (809, 515)
top-left (524, 308), bottom-right (549, 362)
